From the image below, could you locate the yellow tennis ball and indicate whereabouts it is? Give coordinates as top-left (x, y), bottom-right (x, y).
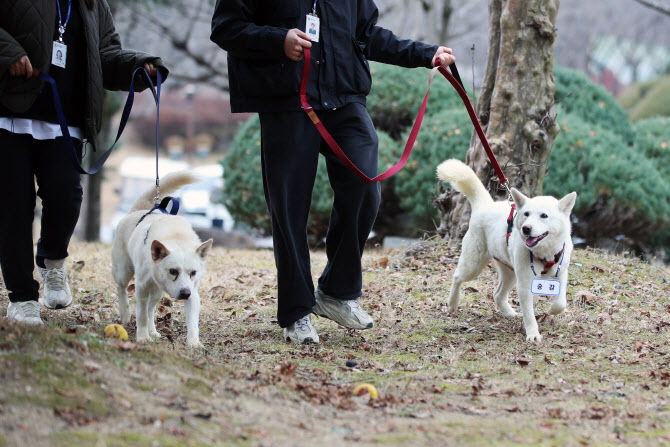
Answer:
top-left (353, 383), bottom-right (378, 399)
top-left (104, 324), bottom-right (129, 341)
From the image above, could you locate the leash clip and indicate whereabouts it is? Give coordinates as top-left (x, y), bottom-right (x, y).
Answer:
top-left (154, 178), bottom-right (160, 204)
top-left (502, 181), bottom-right (513, 204)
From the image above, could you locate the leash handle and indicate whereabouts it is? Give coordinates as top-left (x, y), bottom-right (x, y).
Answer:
top-left (36, 67), bottom-right (162, 175)
top-left (300, 48), bottom-right (507, 185)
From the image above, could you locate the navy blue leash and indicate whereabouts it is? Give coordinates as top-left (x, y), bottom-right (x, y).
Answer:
top-left (36, 67), bottom-right (162, 175)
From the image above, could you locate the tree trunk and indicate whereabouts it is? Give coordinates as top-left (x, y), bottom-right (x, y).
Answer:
top-left (435, 0), bottom-right (561, 245)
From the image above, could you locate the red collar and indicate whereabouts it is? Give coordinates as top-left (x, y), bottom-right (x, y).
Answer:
top-left (530, 244), bottom-right (566, 276)
top-left (506, 204), bottom-right (516, 246)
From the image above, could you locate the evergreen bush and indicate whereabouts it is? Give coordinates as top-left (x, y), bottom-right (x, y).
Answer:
top-left (633, 116), bottom-right (670, 178)
top-left (367, 62), bottom-right (472, 139)
top-left (222, 116), bottom-right (399, 240)
top-left (393, 108), bottom-right (474, 229)
top-left (554, 66), bottom-right (634, 143)
top-left (627, 76), bottom-right (670, 122)
top-left (545, 113), bottom-right (670, 242)
top-left (616, 78), bottom-right (656, 110)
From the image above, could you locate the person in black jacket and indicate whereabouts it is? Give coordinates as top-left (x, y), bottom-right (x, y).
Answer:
top-left (0, 0), bottom-right (168, 325)
top-left (211, 0), bottom-right (455, 344)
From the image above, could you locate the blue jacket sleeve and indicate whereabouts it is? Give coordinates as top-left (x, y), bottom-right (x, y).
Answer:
top-left (355, 0), bottom-right (438, 69)
top-left (210, 0), bottom-right (288, 60)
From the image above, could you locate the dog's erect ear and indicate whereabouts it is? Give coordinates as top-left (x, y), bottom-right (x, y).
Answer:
top-left (151, 240), bottom-right (170, 261)
top-left (559, 191), bottom-right (577, 216)
top-left (510, 188), bottom-right (528, 209)
top-left (196, 239), bottom-right (213, 260)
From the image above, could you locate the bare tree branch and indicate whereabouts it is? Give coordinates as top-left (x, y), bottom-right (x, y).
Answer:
top-left (633, 0), bottom-right (670, 15)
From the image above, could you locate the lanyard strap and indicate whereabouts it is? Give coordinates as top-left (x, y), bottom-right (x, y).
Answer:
top-left (36, 67), bottom-right (161, 175)
top-left (56, 0), bottom-right (72, 41)
top-left (300, 47), bottom-right (508, 185)
top-left (311, 0), bottom-right (318, 15)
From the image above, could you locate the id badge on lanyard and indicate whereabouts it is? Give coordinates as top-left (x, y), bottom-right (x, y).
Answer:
top-left (52, 0), bottom-right (71, 69)
top-left (306, 0), bottom-right (320, 42)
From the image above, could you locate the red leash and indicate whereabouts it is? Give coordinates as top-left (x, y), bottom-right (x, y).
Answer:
top-left (300, 48), bottom-right (509, 187)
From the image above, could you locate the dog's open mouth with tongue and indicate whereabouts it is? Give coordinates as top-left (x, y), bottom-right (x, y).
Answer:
top-left (525, 232), bottom-right (548, 248)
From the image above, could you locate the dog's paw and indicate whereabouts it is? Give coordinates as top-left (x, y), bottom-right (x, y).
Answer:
top-left (136, 334), bottom-right (152, 343)
top-left (187, 339), bottom-right (203, 349)
top-left (500, 307), bottom-right (520, 318)
top-left (149, 330), bottom-right (162, 339)
top-left (525, 332), bottom-right (542, 343)
top-left (549, 303), bottom-right (566, 315)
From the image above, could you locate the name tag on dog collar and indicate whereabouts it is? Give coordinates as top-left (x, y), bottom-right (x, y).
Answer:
top-left (531, 278), bottom-right (561, 296)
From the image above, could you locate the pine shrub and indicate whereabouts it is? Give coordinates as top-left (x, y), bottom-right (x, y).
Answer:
top-left (554, 66), bottom-right (634, 143)
top-left (222, 115), bottom-right (399, 240)
top-left (393, 108), bottom-right (474, 229)
top-left (627, 76), bottom-right (670, 122)
top-left (633, 116), bottom-right (670, 178)
top-left (367, 62), bottom-right (472, 139)
top-left (545, 113), bottom-right (670, 241)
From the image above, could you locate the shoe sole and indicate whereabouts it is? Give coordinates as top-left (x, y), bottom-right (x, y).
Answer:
top-left (314, 312), bottom-right (373, 330)
top-left (43, 299), bottom-right (73, 310)
top-left (285, 336), bottom-right (318, 345)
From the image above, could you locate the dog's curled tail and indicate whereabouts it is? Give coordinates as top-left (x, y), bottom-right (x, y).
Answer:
top-left (436, 159), bottom-right (493, 210)
top-left (130, 170), bottom-right (200, 212)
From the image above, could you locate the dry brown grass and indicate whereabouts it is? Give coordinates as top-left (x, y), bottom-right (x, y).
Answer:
top-left (1, 240), bottom-right (669, 446)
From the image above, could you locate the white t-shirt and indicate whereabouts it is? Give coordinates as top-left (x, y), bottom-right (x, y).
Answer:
top-left (0, 117), bottom-right (82, 140)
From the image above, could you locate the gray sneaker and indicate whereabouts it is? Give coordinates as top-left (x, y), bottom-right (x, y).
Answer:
top-left (313, 289), bottom-right (373, 330)
top-left (6, 301), bottom-right (44, 325)
top-left (283, 315), bottom-right (319, 344)
top-left (38, 258), bottom-right (73, 309)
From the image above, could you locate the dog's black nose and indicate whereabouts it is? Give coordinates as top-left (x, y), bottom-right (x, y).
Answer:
top-left (178, 289), bottom-right (191, 300)
top-left (522, 225), bottom-right (531, 236)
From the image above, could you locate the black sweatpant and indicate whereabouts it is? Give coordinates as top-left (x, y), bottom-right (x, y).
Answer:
top-left (259, 103), bottom-right (381, 328)
top-left (0, 129), bottom-right (83, 302)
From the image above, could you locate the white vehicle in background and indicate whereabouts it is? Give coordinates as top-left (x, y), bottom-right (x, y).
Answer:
top-left (180, 164), bottom-right (234, 232)
top-left (101, 157), bottom-right (234, 243)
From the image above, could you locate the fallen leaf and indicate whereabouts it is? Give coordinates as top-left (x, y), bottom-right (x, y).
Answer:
top-left (516, 357), bottom-right (531, 367)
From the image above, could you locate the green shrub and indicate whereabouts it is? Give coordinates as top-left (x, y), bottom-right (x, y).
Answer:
top-left (393, 108), bottom-right (474, 229)
top-left (367, 62), bottom-right (473, 139)
top-left (633, 116), bottom-right (670, 178)
top-left (554, 66), bottom-right (634, 143)
top-left (222, 116), bottom-right (399, 239)
top-left (545, 113), bottom-right (670, 241)
top-left (221, 117), bottom-right (268, 232)
top-left (628, 76), bottom-right (670, 122)
top-left (616, 78), bottom-right (657, 110)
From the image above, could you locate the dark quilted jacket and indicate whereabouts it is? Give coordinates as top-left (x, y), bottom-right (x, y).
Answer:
top-left (211, 0), bottom-right (437, 113)
top-left (0, 0), bottom-right (168, 148)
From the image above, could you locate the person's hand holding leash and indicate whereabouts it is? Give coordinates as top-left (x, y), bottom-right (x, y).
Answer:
top-left (284, 28), bottom-right (312, 61)
top-left (9, 55), bottom-right (35, 78)
top-left (432, 47), bottom-right (455, 67)
top-left (144, 62), bottom-right (157, 77)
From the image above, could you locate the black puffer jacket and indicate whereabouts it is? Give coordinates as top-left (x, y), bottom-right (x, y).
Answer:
top-left (0, 0), bottom-right (168, 148)
top-left (210, 0), bottom-right (437, 113)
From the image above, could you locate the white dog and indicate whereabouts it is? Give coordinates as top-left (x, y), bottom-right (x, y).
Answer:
top-left (437, 159), bottom-right (577, 342)
top-left (111, 171), bottom-right (213, 347)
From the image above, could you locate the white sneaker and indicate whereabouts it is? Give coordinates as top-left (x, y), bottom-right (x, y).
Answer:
top-left (283, 315), bottom-right (319, 344)
top-left (313, 288), bottom-right (374, 330)
top-left (6, 301), bottom-right (44, 325)
top-left (37, 258), bottom-right (73, 309)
